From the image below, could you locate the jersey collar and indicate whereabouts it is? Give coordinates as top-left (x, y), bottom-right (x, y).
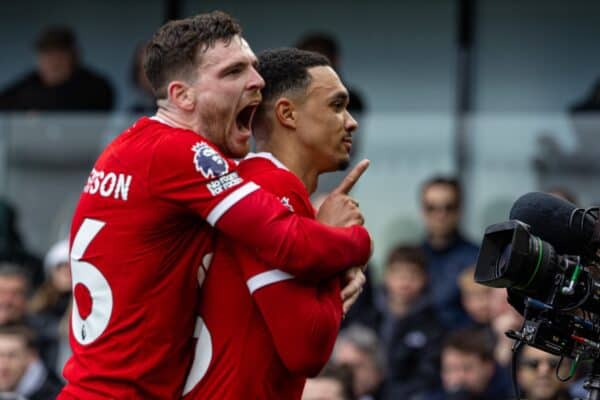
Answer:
top-left (244, 152), bottom-right (289, 171)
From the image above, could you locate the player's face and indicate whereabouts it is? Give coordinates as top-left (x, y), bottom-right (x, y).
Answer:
top-left (193, 36), bottom-right (264, 158)
top-left (294, 66), bottom-right (357, 173)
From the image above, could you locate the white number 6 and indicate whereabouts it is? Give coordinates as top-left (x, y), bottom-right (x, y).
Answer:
top-left (71, 218), bottom-right (113, 345)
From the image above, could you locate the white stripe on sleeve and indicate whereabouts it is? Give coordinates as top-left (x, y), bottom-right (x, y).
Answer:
top-left (206, 182), bottom-right (260, 226)
top-left (247, 269), bottom-right (294, 294)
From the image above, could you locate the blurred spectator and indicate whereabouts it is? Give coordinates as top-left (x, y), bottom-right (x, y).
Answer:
top-left (0, 324), bottom-right (62, 399)
top-left (457, 266), bottom-right (496, 326)
top-left (0, 26), bottom-right (114, 111)
top-left (28, 239), bottom-right (71, 375)
top-left (489, 289), bottom-right (523, 367)
top-left (570, 79), bottom-right (600, 113)
top-left (517, 346), bottom-right (573, 400)
top-left (332, 324), bottom-right (385, 400)
top-left (546, 187), bottom-right (579, 206)
top-left (128, 42), bottom-right (156, 114)
top-left (302, 363), bottom-right (356, 400)
top-left (425, 326), bottom-right (511, 400)
top-left (375, 244), bottom-right (443, 399)
top-left (0, 264), bottom-right (31, 327)
top-left (419, 176), bottom-right (478, 329)
top-left (0, 200), bottom-right (43, 287)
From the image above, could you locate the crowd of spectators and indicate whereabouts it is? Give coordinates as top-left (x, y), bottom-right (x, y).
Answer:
top-left (308, 176), bottom-right (584, 400)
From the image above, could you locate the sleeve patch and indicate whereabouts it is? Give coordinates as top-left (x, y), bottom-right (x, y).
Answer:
top-left (192, 142), bottom-right (229, 178)
top-left (206, 172), bottom-right (243, 196)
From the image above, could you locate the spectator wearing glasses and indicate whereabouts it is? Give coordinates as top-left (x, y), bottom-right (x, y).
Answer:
top-left (419, 176), bottom-right (478, 329)
top-left (518, 346), bottom-right (574, 400)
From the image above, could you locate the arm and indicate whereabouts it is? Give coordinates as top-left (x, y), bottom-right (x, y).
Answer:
top-left (215, 187), bottom-right (370, 280)
top-left (151, 135), bottom-right (371, 281)
top-left (242, 256), bottom-right (342, 376)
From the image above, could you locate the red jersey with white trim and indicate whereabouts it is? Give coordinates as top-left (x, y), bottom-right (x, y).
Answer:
top-left (59, 120), bottom-right (371, 400)
top-left (183, 153), bottom-right (343, 400)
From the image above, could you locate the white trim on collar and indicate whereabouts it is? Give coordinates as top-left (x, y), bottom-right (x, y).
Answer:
top-left (244, 152), bottom-right (289, 171)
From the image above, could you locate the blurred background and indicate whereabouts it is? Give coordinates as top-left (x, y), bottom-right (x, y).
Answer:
top-left (0, 1), bottom-right (599, 398)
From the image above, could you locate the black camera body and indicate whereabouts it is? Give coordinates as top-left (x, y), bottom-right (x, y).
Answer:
top-left (476, 218), bottom-right (600, 377)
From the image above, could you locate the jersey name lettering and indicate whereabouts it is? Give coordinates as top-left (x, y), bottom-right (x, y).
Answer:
top-left (83, 169), bottom-right (133, 201)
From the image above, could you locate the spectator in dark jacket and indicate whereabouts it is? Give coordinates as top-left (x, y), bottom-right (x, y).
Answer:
top-left (419, 176), bottom-right (478, 329)
top-left (0, 324), bottom-right (63, 399)
top-left (0, 26), bottom-right (113, 111)
top-left (375, 244), bottom-right (444, 399)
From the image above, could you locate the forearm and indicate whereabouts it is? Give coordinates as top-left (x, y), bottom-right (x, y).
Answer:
top-left (217, 189), bottom-right (370, 281)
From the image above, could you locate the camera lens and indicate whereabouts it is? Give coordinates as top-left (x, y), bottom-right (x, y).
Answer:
top-left (497, 244), bottom-right (512, 275)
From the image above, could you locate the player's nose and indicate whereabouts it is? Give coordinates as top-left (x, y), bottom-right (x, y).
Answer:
top-left (345, 110), bottom-right (358, 133)
top-left (248, 67), bottom-right (265, 91)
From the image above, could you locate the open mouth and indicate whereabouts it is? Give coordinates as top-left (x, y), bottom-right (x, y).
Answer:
top-left (236, 104), bottom-right (258, 132)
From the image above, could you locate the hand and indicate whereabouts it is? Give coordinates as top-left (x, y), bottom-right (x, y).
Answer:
top-left (340, 266), bottom-right (367, 316)
top-left (316, 159), bottom-right (370, 227)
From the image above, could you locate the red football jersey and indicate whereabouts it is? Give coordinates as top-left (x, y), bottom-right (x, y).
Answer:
top-left (183, 153), bottom-right (343, 400)
top-left (59, 119), bottom-right (370, 399)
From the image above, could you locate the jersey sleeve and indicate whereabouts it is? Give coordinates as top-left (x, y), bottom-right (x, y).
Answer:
top-left (232, 244), bottom-right (342, 377)
top-left (254, 278), bottom-right (342, 376)
top-left (150, 135), bottom-right (371, 281)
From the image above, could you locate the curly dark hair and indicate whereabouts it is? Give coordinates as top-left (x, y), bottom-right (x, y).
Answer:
top-left (144, 11), bottom-right (242, 99)
top-left (253, 48), bottom-right (330, 137)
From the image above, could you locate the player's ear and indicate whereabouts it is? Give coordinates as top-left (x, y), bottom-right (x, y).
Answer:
top-left (167, 80), bottom-right (195, 111)
top-left (274, 98), bottom-right (297, 130)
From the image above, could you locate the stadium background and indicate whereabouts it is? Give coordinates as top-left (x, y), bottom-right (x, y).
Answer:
top-left (2, 0), bottom-right (600, 273)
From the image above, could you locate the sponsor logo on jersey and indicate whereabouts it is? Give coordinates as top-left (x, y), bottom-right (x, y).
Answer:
top-left (192, 143), bottom-right (229, 179)
top-left (206, 172), bottom-right (243, 196)
top-left (83, 169), bottom-right (132, 201)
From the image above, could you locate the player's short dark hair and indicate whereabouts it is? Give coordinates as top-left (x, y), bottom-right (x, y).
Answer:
top-left (144, 11), bottom-right (242, 99)
top-left (35, 26), bottom-right (77, 52)
top-left (420, 175), bottom-right (462, 206)
top-left (253, 48), bottom-right (330, 138)
top-left (385, 244), bottom-right (427, 274)
top-left (443, 326), bottom-right (495, 362)
top-left (295, 32), bottom-right (339, 63)
top-left (257, 48), bottom-right (330, 105)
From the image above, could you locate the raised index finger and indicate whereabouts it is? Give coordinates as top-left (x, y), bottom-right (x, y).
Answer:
top-left (332, 159), bottom-right (370, 195)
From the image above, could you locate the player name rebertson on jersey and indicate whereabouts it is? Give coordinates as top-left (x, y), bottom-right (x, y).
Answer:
top-left (82, 169), bottom-right (133, 201)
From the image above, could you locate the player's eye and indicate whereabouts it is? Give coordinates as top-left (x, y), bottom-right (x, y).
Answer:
top-left (331, 101), bottom-right (345, 111)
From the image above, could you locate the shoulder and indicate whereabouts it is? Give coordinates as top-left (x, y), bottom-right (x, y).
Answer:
top-left (148, 122), bottom-right (237, 184)
top-left (239, 157), bottom-right (312, 215)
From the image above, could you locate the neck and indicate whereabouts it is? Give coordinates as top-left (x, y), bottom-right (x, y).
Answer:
top-left (388, 298), bottom-right (410, 317)
top-left (257, 133), bottom-right (320, 193)
top-left (428, 232), bottom-right (457, 249)
top-left (155, 103), bottom-right (201, 135)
